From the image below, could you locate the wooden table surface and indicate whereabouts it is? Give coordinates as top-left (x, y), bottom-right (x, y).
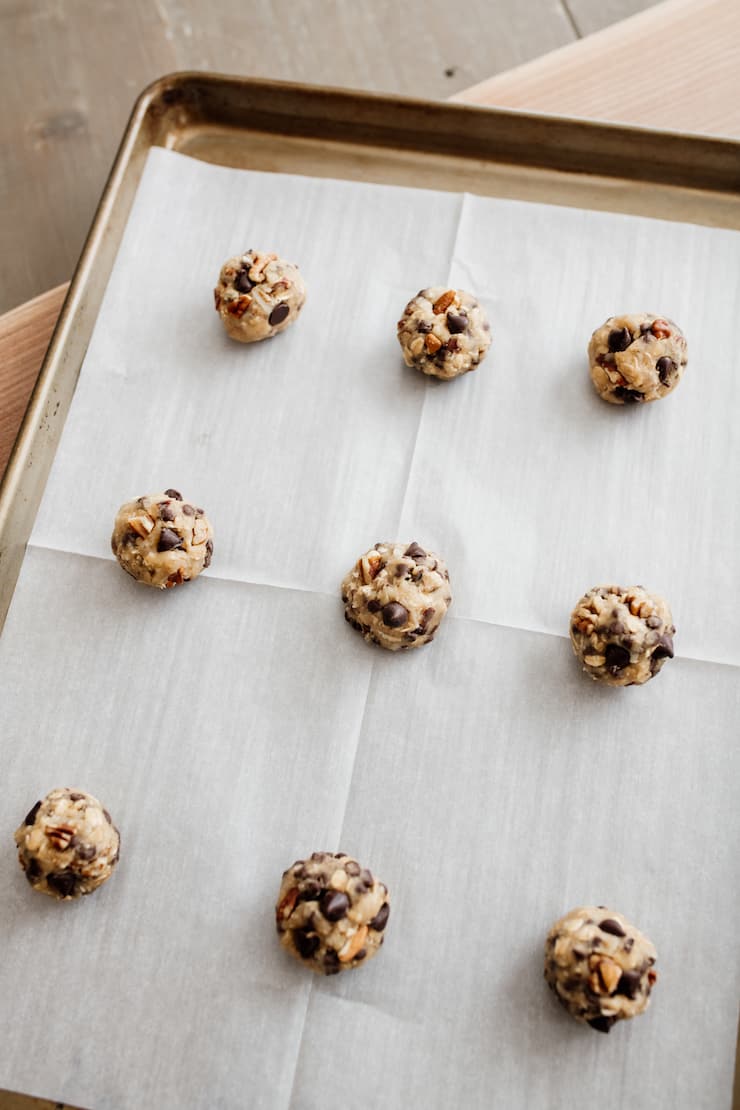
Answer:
top-left (1, 0), bottom-right (739, 1105)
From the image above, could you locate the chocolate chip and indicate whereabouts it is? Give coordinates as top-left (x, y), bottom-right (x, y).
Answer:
top-left (269, 303), bottom-right (289, 327)
top-left (298, 879), bottom-right (322, 902)
top-left (25, 857), bottom-right (41, 879)
top-left (235, 268), bottom-right (253, 294)
top-left (417, 321), bottom-right (433, 334)
top-left (354, 948), bottom-right (367, 961)
top-left (367, 599), bottom-right (381, 613)
top-left (320, 890), bottom-right (350, 921)
top-left (616, 970), bottom-right (642, 998)
top-left (608, 327), bottom-right (632, 352)
top-left (656, 356), bottom-right (676, 384)
top-left (323, 950), bottom-right (341, 975)
top-left (369, 902), bottom-right (390, 932)
top-left (103, 809), bottom-right (112, 825)
top-left (181, 504), bottom-right (195, 516)
top-left (292, 928), bottom-right (320, 959)
top-left (447, 337), bottom-right (459, 352)
top-left (446, 311), bottom-right (468, 334)
top-left (159, 502), bottom-right (176, 522)
top-left (68, 792), bottom-right (85, 802)
top-left (164, 488), bottom-right (182, 500)
top-left (404, 542), bottom-right (426, 561)
top-left (623, 937), bottom-right (634, 952)
top-left (646, 615), bottom-right (662, 629)
top-left (47, 870), bottom-right (78, 898)
top-left (75, 843), bottom-right (96, 862)
top-left (24, 801), bottom-right (41, 826)
top-left (588, 1016), bottom-right (616, 1034)
top-left (652, 634), bottom-right (674, 661)
top-left (604, 643), bottom-right (630, 672)
top-left (344, 860), bottom-right (360, 876)
top-left (381, 602), bottom-right (408, 628)
top-left (599, 918), bottom-right (626, 937)
top-left (360, 868), bottom-right (374, 885)
top-left (614, 386), bottom-right (643, 403)
top-left (204, 539), bottom-right (213, 568)
top-left (157, 528), bottom-right (184, 553)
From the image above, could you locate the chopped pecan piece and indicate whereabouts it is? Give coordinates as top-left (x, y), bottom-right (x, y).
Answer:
top-left (128, 514), bottom-right (154, 538)
top-left (227, 295), bottom-right (252, 318)
top-left (432, 290), bottom-right (456, 315)
top-left (45, 824), bottom-right (75, 850)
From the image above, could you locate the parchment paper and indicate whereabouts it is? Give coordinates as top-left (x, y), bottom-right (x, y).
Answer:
top-left (0, 148), bottom-right (738, 1110)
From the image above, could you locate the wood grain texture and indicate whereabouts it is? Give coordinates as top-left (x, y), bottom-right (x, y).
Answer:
top-left (0, 1090), bottom-right (83, 1110)
top-left (156, 0), bottom-right (576, 98)
top-left (0, 0), bottom-right (178, 315)
top-left (0, 0), bottom-right (667, 317)
top-left (457, 0), bottom-right (740, 138)
top-left (0, 283), bottom-right (67, 479)
top-left (564, 0), bottom-right (659, 35)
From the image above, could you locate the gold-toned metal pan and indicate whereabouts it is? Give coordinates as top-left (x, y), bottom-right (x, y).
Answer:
top-left (2, 74), bottom-right (740, 635)
top-left (0, 76), bottom-right (739, 1109)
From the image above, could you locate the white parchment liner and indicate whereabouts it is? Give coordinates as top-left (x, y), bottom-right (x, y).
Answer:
top-left (0, 149), bottom-right (738, 1110)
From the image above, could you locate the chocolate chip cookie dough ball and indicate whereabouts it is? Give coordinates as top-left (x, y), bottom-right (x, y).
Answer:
top-left (570, 584), bottom-right (675, 686)
top-left (588, 314), bottom-right (687, 404)
top-left (276, 852), bottom-right (390, 975)
top-left (111, 489), bottom-right (213, 589)
top-left (545, 906), bottom-right (658, 1033)
top-left (214, 249), bottom-right (306, 343)
top-left (14, 788), bottom-right (120, 900)
top-left (397, 287), bottom-right (491, 380)
top-left (341, 541), bottom-right (452, 651)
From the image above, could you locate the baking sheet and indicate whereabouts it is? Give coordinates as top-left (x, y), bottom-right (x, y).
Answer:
top-left (0, 147), bottom-right (738, 1110)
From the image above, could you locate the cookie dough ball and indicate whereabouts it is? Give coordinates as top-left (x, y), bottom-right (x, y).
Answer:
top-left (214, 249), bottom-right (306, 343)
top-left (545, 906), bottom-right (658, 1033)
top-left (14, 788), bottom-right (120, 900)
top-left (570, 584), bottom-right (675, 686)
top-left (276, 852), bottom-right (390, 975)
top-left (111, 489), bottom-right (214, 589)
top-left (397, 287), bottom-right (491, 380)
top-left (588, 313), bottom-right (687, 404)
top-left (341, 541), bottom-right (452, 651)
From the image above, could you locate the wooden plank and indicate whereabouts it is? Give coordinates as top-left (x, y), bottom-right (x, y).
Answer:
top-left (0, 0), bottom-right (580, 317)
top-left (565, 0), bottom-right (661, 35)
top-left (0, 0), bottom-right (177, 316)
top-left (0, 284), bottom-right (68, 480)
top-left (157, 0), bottom-right (577, 100)
top-left (456, 0), bottom-right (740, 138)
